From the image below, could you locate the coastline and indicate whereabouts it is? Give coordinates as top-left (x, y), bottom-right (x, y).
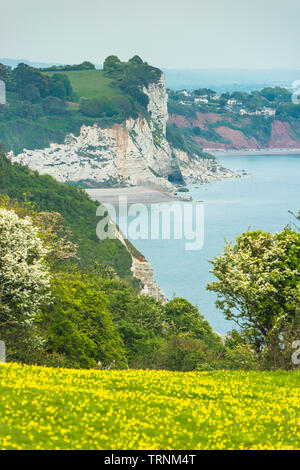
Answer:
top-left (86, 186), bottom-right (187, 205)
top-left (206, 148), bottom-right (300, 157)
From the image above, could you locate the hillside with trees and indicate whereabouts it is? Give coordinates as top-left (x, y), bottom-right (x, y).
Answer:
top-left (0, 144), bottom-right (299, 371)
top-left (168, 86), bottom-right (300, 149)
top-left (0, 57), bottom-right (164, 154)
top-left (0, 146), bottom-right (229, 369)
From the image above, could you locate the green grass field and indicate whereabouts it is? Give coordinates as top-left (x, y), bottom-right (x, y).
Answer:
top-left (44, 69), bottom-right (121, 101)
top-left (0, 363), bottom-right (299, 450)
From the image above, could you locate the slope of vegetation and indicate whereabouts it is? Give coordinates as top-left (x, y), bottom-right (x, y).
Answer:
top-left (0, 150), bottom-right (134, 280)
top-left (0, 363), bottom-right (299, 450)
top-left (0, 57), bottom-right (163, 154)
top-left (0, 147), bottom-right (228, 371)
top-left (168, 86), bottom-right (300, 148)
top-left (44, 69), bottom-right (121, 101)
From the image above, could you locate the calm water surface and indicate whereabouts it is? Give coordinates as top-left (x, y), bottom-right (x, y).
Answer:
top-left (117, 154), bottom-right (300, 334)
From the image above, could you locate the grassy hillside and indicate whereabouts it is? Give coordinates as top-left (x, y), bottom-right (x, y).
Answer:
top-left (0, 363), bottom-right (299, 450)
top-left (0, 57), bottom-right (162, 154)
top-left (0, 152), bottom-right (135, 282)
top-left (44, 69), bottom-right (122, 101)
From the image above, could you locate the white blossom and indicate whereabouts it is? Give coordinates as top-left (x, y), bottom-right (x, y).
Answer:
top-left (0, 208), bottom-right (51, 328)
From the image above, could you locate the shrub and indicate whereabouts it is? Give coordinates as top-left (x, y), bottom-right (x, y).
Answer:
top-left (39, 270), bottom-right (127, 369)
top-left (43, 96), bottom-right (67, 115)
top-left (0, 208), bottom-right (50, 360)
top-left (207, 228), bottom-right (300, 369)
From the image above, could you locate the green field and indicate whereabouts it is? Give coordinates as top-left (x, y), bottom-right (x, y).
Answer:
top-left (44, 69), bottom-right (121, 101)
top-left (0, 363), bottom-right (299, 450)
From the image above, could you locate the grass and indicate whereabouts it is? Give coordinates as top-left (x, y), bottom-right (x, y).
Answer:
top-left (1, 84), bottom-right (125, 154)
top-left (44, 70), bottom-right (121, 101)
top-left (0, 363), bottom-right (299, 450)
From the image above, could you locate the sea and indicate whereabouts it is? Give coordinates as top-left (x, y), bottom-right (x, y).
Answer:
top-left (115, 153), bottom-right (300, 334)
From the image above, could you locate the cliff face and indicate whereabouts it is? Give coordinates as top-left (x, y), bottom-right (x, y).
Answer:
top-left (115, 225), bottom-right (166, 303)
top-left (9, 75), bottom-right (235, 190)
top-left (169, 112), bottom-right (300, 150)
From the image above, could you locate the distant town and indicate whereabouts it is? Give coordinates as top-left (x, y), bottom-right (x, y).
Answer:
top-left (168, 87), bottom-right (278, 117)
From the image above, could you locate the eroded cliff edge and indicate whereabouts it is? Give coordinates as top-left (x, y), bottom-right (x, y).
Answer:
top-left (8, 74), bottom-right (236, 191)
top-left (115, 225), bottom-right (166, 303)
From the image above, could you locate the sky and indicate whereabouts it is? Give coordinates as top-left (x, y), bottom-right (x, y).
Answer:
top-left (1, 0), bottom-right (300, 69)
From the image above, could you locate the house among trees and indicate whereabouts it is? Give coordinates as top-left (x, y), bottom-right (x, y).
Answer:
top-left (261, 107), bottom-right (276, 116)
top-left (178, 89), bottom-right (191, 97)
top-left (240, 106), bottom-right (276, 117)
top-left (0, 80), bottom-right (6, 105)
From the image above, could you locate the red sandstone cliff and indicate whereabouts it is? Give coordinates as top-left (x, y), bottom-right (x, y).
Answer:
top-left (169, 113), bottom-right (300, 150)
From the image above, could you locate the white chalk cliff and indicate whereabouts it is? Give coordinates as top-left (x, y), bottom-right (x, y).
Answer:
top-left (115, 226), bottom-right (166, 303)
top-left (8, 74), bottom-right (235, 190)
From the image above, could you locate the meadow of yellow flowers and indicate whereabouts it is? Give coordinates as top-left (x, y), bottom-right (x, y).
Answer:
top-left (0, 363), bottom-right (299, 450)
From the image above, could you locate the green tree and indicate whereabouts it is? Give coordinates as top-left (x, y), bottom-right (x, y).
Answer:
top-left (80, 97), bottom-right (117, 117)
top-left (128, 55), bottom-right (144, 65)
top-left (43, 96), bottom-right (67, 115)
top-left (0, 208), bottom-right (50, 360)
top-left (260, 86), bottom-right (291, 103)
top-left (80, 61), bottom-right (95, 70)
top-left (207, 228), bottom-right (300, 367)
top-left (39, 270), bottom-right (127, 369)
top-left (165, 298), bottom-right (214, 339)
top-left (103, 55), bottom-right (121, 72)
top-left (17, 101), bottom-right (36, 120)
top-left (50, 73), bottom-right (73, 100)
top-left (14, 63), bottom-right (51, 99)
top-left (0, 63), bottom-right (15, 91)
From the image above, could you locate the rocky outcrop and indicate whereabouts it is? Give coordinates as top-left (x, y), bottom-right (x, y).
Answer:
top-left (173, 149), bottom-right (236, 183)
top-left (8, 74), bottom-right (236, 191)
top-left (115, 225), bottom-right (166, 302)
top-left (131, 256), bottom-right (166, 303)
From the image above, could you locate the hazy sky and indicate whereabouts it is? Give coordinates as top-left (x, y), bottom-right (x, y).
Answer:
top-left (1, 0), bottom-right (300, 69)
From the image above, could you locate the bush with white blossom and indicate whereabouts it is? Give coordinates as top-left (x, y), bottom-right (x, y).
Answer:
top-left (0, 208), bottom-right (50, 346)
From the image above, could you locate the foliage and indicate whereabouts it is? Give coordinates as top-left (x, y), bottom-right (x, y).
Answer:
top-left (193, 88), bottom-right (216, 97)
top-left (13, 63), bottom-right (51, 99)
top-left (38, 270), bottom-right (127, 369)
top-left (0, 208), bottom-right (50, 360)
top-left (79, 96), bottom-right (118, 118)
top-left (260, 86), bottom-right (292, 103)
top-left (33, 211), bottom-right (78, 265)
top-left (1, 148), bottom-right (296, 372)
top-left (44, 69), bottom-right (121, 102)
top-left (0, 194), bottom-right (78, 265)
top-left (0, 58), bottom-right (161, 153)
top-left (165, 298), bottom-right (217, 340)
top-left (49, 73), bottom-right (73, 100)
top-left (276, 102), bottom-right (300, 119)
top-left (0, 197), bottom-right (226, 372)
top-left (207, 228), bottom-right (300, 369)
top-left (103, 56), bottom-right (122, 71)
top-left (0, 151), bottom-right (134, 280)
top-left (167, 84), bottom-right (300, 147)
top-left (0, 63), bottom-right (15, 91)
top-left (102, 280), bottom-right (224, 370)
top-left (166, 124), bottom-right (215, 159)
top-left (158, 334), bottom-right (218, 372)
top-left (103, 55), bottom-right (161, 114)
top-left (0, 363), bottom-right (299, 449)
top-left (43, 96), bottom-right (67, 115)
top-left (236, 115), bottom-right (272, 144)
top-left (41, 62), bottom-right (96, 72)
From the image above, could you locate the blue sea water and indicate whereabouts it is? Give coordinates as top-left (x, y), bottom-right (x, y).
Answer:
top-left (117, 154), bottom-right (300, 334)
